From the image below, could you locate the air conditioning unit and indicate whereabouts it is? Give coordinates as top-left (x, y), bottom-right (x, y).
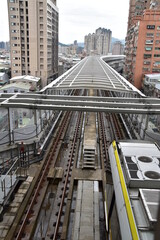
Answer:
top-left (119, 142), bottom-right (160, 188)
top-left (123, 155), bottom-right (160, 188)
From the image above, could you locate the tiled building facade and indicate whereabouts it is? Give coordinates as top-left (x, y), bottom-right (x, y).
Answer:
top-left (84, 28), bottom-right (112, 56)
top-left (8, 0), bottom-right (58, 88)
top-left (124, 0), bottom-right (160, 89)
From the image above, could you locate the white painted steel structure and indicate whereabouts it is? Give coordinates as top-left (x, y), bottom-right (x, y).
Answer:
top-left (42, 56), bottom-right (143, 94)
top-left (0, 93), bottom-right (160, 114)
top-left (0, 56), bottom-right (160, 114)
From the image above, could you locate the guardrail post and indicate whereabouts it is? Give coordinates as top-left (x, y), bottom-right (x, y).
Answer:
top-left (34, 109), bottom-right (38, 137)
top-left (4, 180), bottom-right (6, 198)
top-left (143, 115), bottom-right (149, 140)
top-left (8, 108), bottom-right (13, 145)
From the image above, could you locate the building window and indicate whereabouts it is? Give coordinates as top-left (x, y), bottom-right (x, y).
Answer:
top-left (144, 54), bottom-right (152, 59)
top-left (155, 47), bottom-right (160, 51)
top-left (11, 15), bottom-right (16, 18)
top-left (154, 61), bottom-right (160, 66)
top-left (156, 33), bottom-right (160, 37)
top-left (143, 68), bottom-right (150, 72)
top-left (145, 47), bottom-right (152, 51)
top-left (155, 40), bottom-right (160, 44)
top-left (144, 61), bottom-right (151, 65)
top-left (146, 33), bottom-right (154, 37)
top-left (152, 69), bottom-right (160, 73)
top-left (11, 22), bottom-right (16, 26)
top-left (10, 7), bottom-right (16, 11)
top-left (157, 26), bottom-right (160, 30)
top-left (147, 25), bottom-right (155, 30)
top-left (145, 40), bottom-right (153, 44)
top-left (10, 0), bottom-right (15, 2)
top-left (154, 54), bottom-right (160, 58)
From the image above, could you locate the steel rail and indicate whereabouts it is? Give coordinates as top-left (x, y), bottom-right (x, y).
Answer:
top-left (15, 111), bottom-right (71, 240)
top-left (53, 111), bottom-right (82, 240)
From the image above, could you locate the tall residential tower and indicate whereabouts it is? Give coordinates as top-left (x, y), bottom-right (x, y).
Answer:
top-left (8, 0), bottom-right (58, 87)
top-left (84, 28), bottom-right (112, 56)
top-left (124, 0), bottom-right (160, 89)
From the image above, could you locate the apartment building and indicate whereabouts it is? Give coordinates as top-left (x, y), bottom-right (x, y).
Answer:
top-left (8, 0), bottom-right (58, 88)
top-left (112, 41), bottom-right (124, 55)
top-left (84, 28), bottom-right (112, 56)
top-left (124, 0), bottom-right (160, 89)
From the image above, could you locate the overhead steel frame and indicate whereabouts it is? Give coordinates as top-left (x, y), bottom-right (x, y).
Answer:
top-left (0, 93), bottom-right (160, 114)
top-left (0, 56), bottom-right (160, 146)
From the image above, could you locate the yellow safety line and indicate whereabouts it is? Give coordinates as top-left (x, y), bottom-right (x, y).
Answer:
top-left (112, 141), bottom-right (139, 240)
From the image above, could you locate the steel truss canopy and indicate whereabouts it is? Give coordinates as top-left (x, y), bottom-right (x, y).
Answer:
top-left (41, 56), bottom-right (143, 95)
top-left (1, 93), bottom-right (160, 114)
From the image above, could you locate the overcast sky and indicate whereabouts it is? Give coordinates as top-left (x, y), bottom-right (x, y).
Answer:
top-left (0, 0), bottom-right (129, 44)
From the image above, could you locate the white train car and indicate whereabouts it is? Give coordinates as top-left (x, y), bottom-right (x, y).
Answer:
top-left (108, 140), bottom-right (160, 240)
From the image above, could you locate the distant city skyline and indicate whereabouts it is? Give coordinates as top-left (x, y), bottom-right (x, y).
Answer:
top-left (0, 0), bottom-right (129, 44)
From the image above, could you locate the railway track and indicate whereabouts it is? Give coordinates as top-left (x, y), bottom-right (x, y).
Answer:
top-left (5, 110), bottom-right (84, 240)
top-left (6, 111), bottom-right (72, 239)
top-left (52, 111), bottom-right (83, 240)
top-left (4, 88), bottom-right (133, 240)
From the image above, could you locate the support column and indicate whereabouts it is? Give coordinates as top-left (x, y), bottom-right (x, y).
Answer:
top-left (39, 110), bottom-right (43, 132)
top-left (34, 109), bottom-right (38, 137)
top-left (8, 108), bottom-right (13, 145)
top-left (143, 115), bottom-right (149, 140)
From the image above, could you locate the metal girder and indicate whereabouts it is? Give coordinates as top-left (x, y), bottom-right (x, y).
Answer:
top-left (0, 57), bottom-right (158, 114)
top-left (0, 96), bottom-right (160, 114)
top-left (1, 97), bottom-right (160, 109)
top-left (1, 93), bottom-right (160, 103)
top-left (0, 93), bottom-right (160, 104)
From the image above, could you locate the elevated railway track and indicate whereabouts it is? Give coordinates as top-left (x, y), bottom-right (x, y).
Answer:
top-left (0, 56), bottom-right (160, 240)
